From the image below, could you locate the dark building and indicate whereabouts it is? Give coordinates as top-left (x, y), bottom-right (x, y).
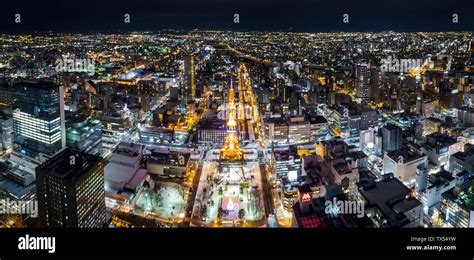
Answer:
top-left (311, 85), bottom-right (328, 105)
top-left (12, 81), bottom-right (65, 156)
top-left (358, 174), bottom-right (423, 227)
top-left (381, 123), bottom-right (402, 153)
top-left (197, 118), bottom-right (227, 144)
top-left (182, 54), bottom-right (195, 98)
top-left (439, 85), bottom-right (463, 110)
top-left (36, 148), bottom-right (106, 227)
top-left (0, 83), bottom-right (13, 115)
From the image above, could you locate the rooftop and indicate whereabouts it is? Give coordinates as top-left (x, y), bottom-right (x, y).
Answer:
top-left (452, 148), bottom-right (474, 162)
top-left (36, 148), bottom-right (103, 182)
top-left (425, 133), bottom-right (458, 148)
top-left (427, 170), bottom-right (455, 190)
top-left (386, 148), bottom-right (425, 164)
top-left (359, 175), bottom-right (421, 227)
top-left (14, 80), bottom-right (59, 90)
top-left (292, 196), bottom-right (343, 228)
top-left (306, 115), bottom-right (328, 124)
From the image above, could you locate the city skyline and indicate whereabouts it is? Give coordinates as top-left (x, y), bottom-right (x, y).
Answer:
top-left (0, 1), bottom-right (473, 256)
top-left (0, 28), bottom-right (473, 230)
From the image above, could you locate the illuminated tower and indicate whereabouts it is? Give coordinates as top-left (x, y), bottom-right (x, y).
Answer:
top-left (220, 88), bottom-right (242, 161)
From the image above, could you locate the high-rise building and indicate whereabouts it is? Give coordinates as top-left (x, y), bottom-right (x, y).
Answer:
top-left (381, 123), bottom-right (402, 153)
top-left (0, 113), bottom-right (13, 152)
top-left (0, 83), bottom-right (13, 115)
top-left (421, 133), bottom-right (464, 170)
top-left (36, 148), bottom-right (106, 227)
top-left (355, 62), bottom-right (371, 103)
top-left (369, 68), bottom-right (385, 103)
top-left (457, 107), bottom-right (474, 127)
top-left (12, 81), bottom-right (65, 157)
top-left (306, 115), bottom-right (328, 141)
top-left (183, 54), bottom-right (195, 99)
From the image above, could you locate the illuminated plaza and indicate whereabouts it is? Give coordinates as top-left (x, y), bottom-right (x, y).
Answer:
top-left (191, 150), bottom-right (265, 227)
top-left (133, 181), bottom-right (186, 223)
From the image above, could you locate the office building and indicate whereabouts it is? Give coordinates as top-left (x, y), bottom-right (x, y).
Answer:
top-left (383, 147), bottom-right (427, 186)
top-left (355, 62), bottom-right (371, 103)
top-left (416, 99), bottom-right (436, 116)
top-left (381, 123), bottom-right (402, 153)
top-left (288, 116), bottom-right (310, 145)
top-left (65, 114), bottom-right (102, 155)
top-left (421, 133), bottom-right (464, 170)
top-left (306, 115), bottom-right (328, 141)
top-left (450, 147), bottom-right (474, 176)
top-left (36, 148), bottom-right (106, 227)
top-left (264, 117), bottom-right (289, 145)
top-left (436, 179), bottom-right (474, 228)
top-left (419, 170), bottom-right (455, 214)
top-left (12, 81), bottom-right (65, 157)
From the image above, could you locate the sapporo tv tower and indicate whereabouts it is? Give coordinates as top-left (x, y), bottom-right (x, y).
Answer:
top-left (220, 86), bottom-right (243, 161)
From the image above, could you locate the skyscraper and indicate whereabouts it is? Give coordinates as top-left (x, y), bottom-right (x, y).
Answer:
top-left (381, 123), bottom-right (403, 153)
top-left (0, 83), bottom-right (13, 115)
top-left (355, 62), bottom-right (371, 103)
top-left (36, 148), bottom-right (106, 228)
top-left (12, 81), bottom-right (65, 157)
top-left (183, 54), bottom-right (195, 99)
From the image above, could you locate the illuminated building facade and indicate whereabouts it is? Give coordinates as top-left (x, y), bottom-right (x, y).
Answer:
top-left (36, 148), bottom-right (106, 228)
top-left (12, 81), bottom-right (65, 156)
top-left (355, 62), bottom-right (371, 103)
top-left (197, 118), bottom-right (227, 144)
top-left (264, 117), bottom-right (289, 145)
top-left (183, 54), bottom-right (196, 99)
top-left (66, 114), bottom-right (102, 155)
top-left (436, 179), bottom-right (474, 228)
top-left (288, 116), bottom-right (311, 145)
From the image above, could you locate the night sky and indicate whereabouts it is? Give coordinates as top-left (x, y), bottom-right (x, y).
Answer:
top-left (0, 0), bottom-right (473, 33)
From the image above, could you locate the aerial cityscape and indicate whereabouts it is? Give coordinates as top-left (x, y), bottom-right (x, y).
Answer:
top-left (0, 30), bottom-right (474, 229)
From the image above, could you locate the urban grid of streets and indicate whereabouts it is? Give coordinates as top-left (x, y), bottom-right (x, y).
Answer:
top-left (0, 31), bottom-right (473, 228)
